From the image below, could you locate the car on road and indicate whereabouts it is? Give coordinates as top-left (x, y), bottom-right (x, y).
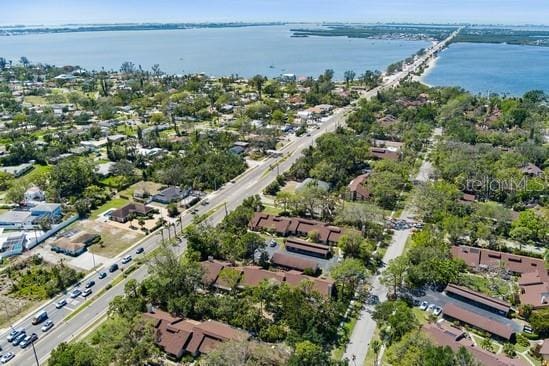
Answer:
top-left (55, 299), bottom-right (67, 309)
top-left (82, 288), bottom-right (92, 297)
top-left (12, 332), bottom-right (26, 346)
top-left (41, 320), bottom-right (54, 332)
top-left (0, 352), bottom-right (14, 364)
top-left (98, 272), bottom-right (107, 279)
top-left (20, 333), bottom-right (38, 348)
top-left (109, 263), bottom-right (119, 273)
top-left (121, 255), bottom-right (132, 264)
top-left (426, 303), bottom-right (436, 313)
top-left (200, 200), bottom-right (209, 206)
top-left (366, 295), bottom-right (380, 305)
top-left (136, 247), bottom-right (144, 254)
top-left (419, 301), bottom-right (429, 310)
top-left (7, 329), bottom-right (23, 342)
top-left (85, 280), bottom-right (95, 289)
top-left (0, 352), bottom-right (15, 363)
top-left (70, 289), bottom-right (82, 298)
top-left (433, 306), bottom-right (442, 316)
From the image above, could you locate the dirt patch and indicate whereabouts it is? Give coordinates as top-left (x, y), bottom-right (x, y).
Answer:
top-left (74, 220), bottom-right (144, 258)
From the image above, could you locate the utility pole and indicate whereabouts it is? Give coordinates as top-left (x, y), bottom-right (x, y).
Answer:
top-left (31, 339), bottom-right (40, 366)
top-left (224, 202), bottom-right (228, 217)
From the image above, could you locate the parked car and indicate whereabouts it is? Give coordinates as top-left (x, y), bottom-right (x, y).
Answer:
top-left (109, 264), bottom-right (119, 273)
top-left (523, 325), bottom-right (533, 334)
top-left (82, 288), bottom-right (92, 297)
top-left (269, 240), bottom-right (277, 247)
top-left (98, 272), bottom-right (107, 279)
top-left (7, 329), bottom-right (23, 342)
top-left (41, 320), bottom-right (54, 332)
top-left (12, 332), bottom-right (26, 346)
top-left (433, 306), bottom-right (442, 316)
top-left (136, 247), bottom-right (144, 254)
top-left (1, 352), bottom-right (14, 363)
top-left (419, 301), bottom-right (429, 311)
top-left (56, 299), bottom-right (67, 309)
top-left (85, 281), bottom-right (95, 289)
top-left (366, 295), bottom-right (380, 305)
top-left (426, 303), bottom-right (436, 313)
top-left (121, 255), bottom-right (132, 264)
top-left (70, 289), bottom-right (82, 298)
top-left (20, 333), bottom-right (38, 348)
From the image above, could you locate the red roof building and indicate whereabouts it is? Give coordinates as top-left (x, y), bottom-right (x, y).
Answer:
top-left (442, 303), bottom-right (516, 341)
top-left (144, 309), bottom-right (249, 359)
top-left (422, 323), bottom-right (526, 366)
top-left (347, 173), bottom-right (371, 201)
top-left (451, 246), bottom-right (549, 309)
top-left (249, 213), bottom-right (345, 245)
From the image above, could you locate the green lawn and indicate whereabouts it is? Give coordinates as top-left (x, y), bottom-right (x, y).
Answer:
top-left (24, 95), bottom-right (48, 105)
top-left (458, 273), bottom-right (514, 299)
top-left (263, 204), bottom-right (282, 215)
top-left (90, 198), bottom-right (130, 219)
top-left (412, 307), bottom-right (430, 325)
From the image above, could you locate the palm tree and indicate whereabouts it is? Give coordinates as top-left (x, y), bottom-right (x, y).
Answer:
top-left (250, 74), bottom-right (266, 100)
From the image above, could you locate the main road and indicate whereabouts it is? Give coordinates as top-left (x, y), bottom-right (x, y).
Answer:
top-left (5, 30), bottom-right (457, 366)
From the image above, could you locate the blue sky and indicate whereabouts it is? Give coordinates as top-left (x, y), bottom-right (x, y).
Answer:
top-left (2, 0), bottom-right (548, 26)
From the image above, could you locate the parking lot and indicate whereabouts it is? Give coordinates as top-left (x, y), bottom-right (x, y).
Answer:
top-left (413, 289), bottom-right (522, 332)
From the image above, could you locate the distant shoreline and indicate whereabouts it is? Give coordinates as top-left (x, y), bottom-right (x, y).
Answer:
top-left (0, 22), bottom-right (287, 36)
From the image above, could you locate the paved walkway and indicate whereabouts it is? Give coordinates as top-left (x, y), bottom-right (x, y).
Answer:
top-left (342, 128), bottom-right (442, 364)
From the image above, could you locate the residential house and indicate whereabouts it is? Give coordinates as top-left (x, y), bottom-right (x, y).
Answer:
top-left (442, 303), bottom-right (516, 341)
top-left (422, 322), bottom-right (526, 366)
top-left (270, 252), bottom-right (319, 272)
top-left (200, 259), bottom-right (334, 297)
top-left (521, 163), bottom-right (543, 177)
top-left (152, 186), bottom-right (189, 204)
top-left (444, 284), bottom-right (511, 316)
top-left (249, 213), bottom-right (345, 245)
top-left (347, 173), bottom-right (371, 201)
top-left (451, 246), bottom-right (549, 309)
top-left (284, 238), bottom-right (331, 259)
top-left (369, 147), bottom-right (401, 161)
top-left (143, 309), bottom-right (249, 359)
top-left (110, 203), bottom-right (154, 223)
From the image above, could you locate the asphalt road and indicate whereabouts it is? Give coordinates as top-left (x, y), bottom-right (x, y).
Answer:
top-left (342, 128), bottom-right (443, 364)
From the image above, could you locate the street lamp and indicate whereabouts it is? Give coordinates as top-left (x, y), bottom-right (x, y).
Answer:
top-left (31, 339), bottom-right (40, 366)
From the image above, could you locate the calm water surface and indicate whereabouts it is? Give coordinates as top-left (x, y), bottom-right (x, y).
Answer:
top-left (0, 25), bottom-right (429, 79)
top-left (424, 42), bottom-right (549, 96)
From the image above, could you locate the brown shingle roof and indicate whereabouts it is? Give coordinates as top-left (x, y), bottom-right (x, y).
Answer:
top-left (270, 252), bottom-right (319, 272)
top-left (144, 310), bottom-right (248, 357)
top-left (423, 323), bottom-right (526, 366)
top-left (442, 303), bottom-right (515, 340)
top-left (249, 213), bottom-right (346, 244)
top-left (451, 245), bottom-right (549, 309)
top-left (348, 173), bottom-right (371, 199)
top-left (445, 284), bottom-right (511, 314)
top-left (369, 147), bottom-right (400, 161)
top-left (285, 238), bottom-right (330, 257)
top-left (111, 202), bottom-right (154, 221)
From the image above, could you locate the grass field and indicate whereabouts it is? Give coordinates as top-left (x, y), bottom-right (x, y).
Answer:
top-left (24, 95), bottom-right (48, 105)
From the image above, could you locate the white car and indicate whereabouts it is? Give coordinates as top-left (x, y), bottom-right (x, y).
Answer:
top-left (121, 255), bottom-right (132, 264)
top-left (41, 320), bottom-right (54, 332)
top-left (433, 306), bottom-right (442, 316)
top-left (419, 301), bottom-right (429, 311)
top-left (1, 352), bottom-right (15, 363)
top-left (426, 303), bottom-right (436, 313)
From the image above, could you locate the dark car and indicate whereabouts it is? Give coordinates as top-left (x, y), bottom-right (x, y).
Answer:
top-left (12, 332), bottom-right (26, 346)
top-left (136, 247), bottom-right (144, 254)
top-left (98, 272), bottom-right (107, 279)
top-left (109, 263), bottom-right (119, 273)
top-left (85, 281), bottom-right (95, 289)
top-left (20, 333), bottom-right (38, 348)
